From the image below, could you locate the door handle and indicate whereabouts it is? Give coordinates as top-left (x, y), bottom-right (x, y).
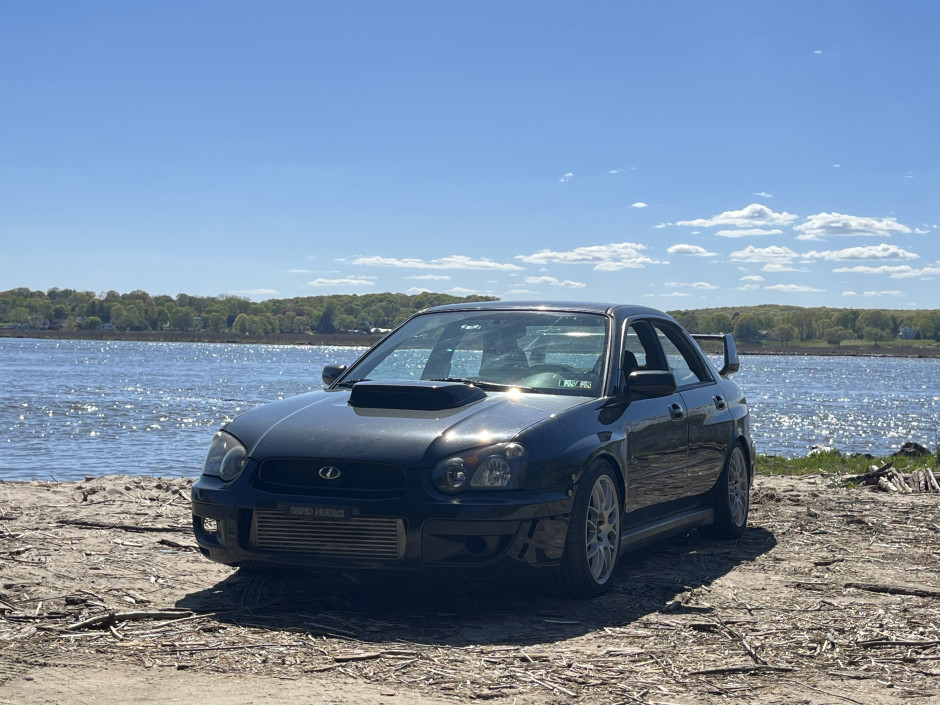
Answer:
top-left (668, 403), bottom-right (685, 420)
top-left (713, 395), bottom-right (727, 410)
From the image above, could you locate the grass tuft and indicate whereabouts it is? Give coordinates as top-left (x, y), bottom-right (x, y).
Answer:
top-left (756, 450), bottom-right (938, 476)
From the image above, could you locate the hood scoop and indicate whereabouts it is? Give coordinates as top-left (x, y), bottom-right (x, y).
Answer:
top-left (348, 380), bottom-right (486, 411)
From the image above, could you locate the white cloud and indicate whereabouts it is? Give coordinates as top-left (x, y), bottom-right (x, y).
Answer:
top-left (406, 287), bottom-right (432, 295)
top-left (406, 274), bottom-right (451, 281)
top-left (506, 289), bottom-right (538, 295)
top-left (844, 290), bottom-right (905, 297)
top-left (664, 281), bottom-right (719, 290)
top-left (802, 244), bottom-right (919, 261)
top-left (653, 222), bottom-right (671, 229)
top-left (307, 277), bottom-right (376, 287)
top-left (517, 242), bottom-right (662, 271)
top-left (660, 292), bottom-right (692, 298)
top-left (666, 244), bottom-right (717, 257)
top-left (765, 284), bottom-right (824, 293)
top-left (631, 202), bottom-right (648, 208)
top-left (524, 276), bottom-right (587, 288)
top-left (558, 172), bottom-right (574, 183)
top-left (794, 212), bottom-right (912, 240)
top-left (753, 191), bottom-right (774, 198)
top-left (729, 245), bottom-right (799, 264)
top-left (448, 287), bottom-right (479, 296)
top-left (286, 269), bottom-right (311, 274)
top-left (833, 262), bottom-right (940, 279)
top-left (676, 203), bottom-right (798, 228)
top-left (352, 255), bottom-right (523, 271)
top-left (740, 275), bottom-right (766, 282)
top-left (814, 50), bottom-right (823, 55)
top-left (737, 284), bottom-right (761, 291)
top-left (715, 228), bottom-right (784, 238)
top-left (762, 263), bottom-right (805, 273)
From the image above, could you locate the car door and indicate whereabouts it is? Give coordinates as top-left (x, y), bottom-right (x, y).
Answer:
top-left (619, 320), bottom-right (690, 515)
top-left (651, 321), bottom-right (731, 497)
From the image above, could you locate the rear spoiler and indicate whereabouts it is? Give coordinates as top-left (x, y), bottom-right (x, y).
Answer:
top-left (691, 333), bottom-right (739, 377)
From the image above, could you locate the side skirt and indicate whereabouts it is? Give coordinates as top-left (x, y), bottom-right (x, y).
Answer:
top-left (619, 508), bottom-right (714, 554)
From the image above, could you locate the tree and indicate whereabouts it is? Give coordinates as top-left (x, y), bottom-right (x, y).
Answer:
top-left (771, 324), bottom-right (797, 346)
top-left (703, 313), bottom-right (733, 334)
top-left (862, 326), bottom-right (887, 347)
top-left (732, 314), bottom-right (761, 343)
top-left (824, 326), bottom-right (855, 346)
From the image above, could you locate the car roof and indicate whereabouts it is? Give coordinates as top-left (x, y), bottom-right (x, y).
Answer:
top-left (423, 300), bottom-right (670, 318)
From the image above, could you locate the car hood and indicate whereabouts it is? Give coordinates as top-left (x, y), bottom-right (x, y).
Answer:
top-left (224, 386), bottom-right (592, 467)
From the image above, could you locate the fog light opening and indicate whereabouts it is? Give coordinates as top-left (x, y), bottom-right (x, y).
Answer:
top-left (464, 536), bottom-right (488, 555)
top-left (202, 517), bottom-right (219, 535)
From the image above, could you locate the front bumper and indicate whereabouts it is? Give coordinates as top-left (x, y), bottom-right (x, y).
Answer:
top-left (191, 472), bottom-right (574, 573)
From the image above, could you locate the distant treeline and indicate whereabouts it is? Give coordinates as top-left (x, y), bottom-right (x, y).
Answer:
top-left (0, 287), bottom-right (495, 336)
top-left (1, 287), bottom-right (939, 344)
top-left (667, 304), bottom-right (940, 345)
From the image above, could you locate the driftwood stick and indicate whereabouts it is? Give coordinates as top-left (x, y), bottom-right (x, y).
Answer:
top-left (57, 518), bottom-right (189, 534)
top-left (690, 664), bottom-right (793, 676)
top-left (66, 609), bottom-right (194, 631)
top-left (925, 468), bottom-right (940, 493)
top-left (844, 582), bottom-right (940, 598)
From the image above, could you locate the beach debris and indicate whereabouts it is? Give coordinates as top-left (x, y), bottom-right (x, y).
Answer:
top-left (855, 461), bottom-right (940, 494)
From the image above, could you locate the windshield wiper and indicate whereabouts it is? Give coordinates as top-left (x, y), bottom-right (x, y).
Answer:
top-left (335, 378), bottom-right (370, 388)
top-left (428, 378), bottom-right (546, 394)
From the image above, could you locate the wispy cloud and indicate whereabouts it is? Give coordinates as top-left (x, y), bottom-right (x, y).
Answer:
top-left (753, 191), bottom-right (774, 198)
top-left (802, 244), bottom-right (918, 261)
top-left (352, 255), bottom-right (523, 271)
top-left (558, 172), bottom-right (574, 183)
top-left (729, 245), bottom-right (799, 264)
top-left (667, 244), bottom-right (717, 257)
top-left (842, 290), bottom-right (904, 297)
top-left (833, 262), bottom-right (940, 279)
top-left (715, 228), bottom-right (783, 238)
top-left (677, 203), bottom-right (798, 229)
top-left (794, 212), bottom-right (912, 240)
top-left (517, 242), bottom-right (662, 271)
top-left (664, 281), bottom-right (719, 290)
top-left (524, 276), bottom-right (587, 288)
top-left (740, 275), bottom-right (766, 282)
top-left (631, 202), bottom-right (648, 208)
top-left (286, 269), bottom-right (311, 274)
top-left (406, 274), bottom-right (451, 281)
top-left (765, 284), bottom-right (824, 293)
top-left (308, 277), bottom-right (376, 287)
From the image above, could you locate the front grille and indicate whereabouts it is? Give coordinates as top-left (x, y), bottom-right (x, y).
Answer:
top-left (250, 510), bottom-right (406, 561)
top-left (255, 458), bottom-right (406, 495)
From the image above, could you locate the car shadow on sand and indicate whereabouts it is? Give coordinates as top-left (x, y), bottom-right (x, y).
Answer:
top-left (177, 525), bottom-right (776, 647)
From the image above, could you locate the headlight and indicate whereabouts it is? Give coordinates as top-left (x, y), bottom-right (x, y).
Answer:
top-left (202, 431), bottom-right (249, 481)
top-left (431, 442), bottom-right (527, 494)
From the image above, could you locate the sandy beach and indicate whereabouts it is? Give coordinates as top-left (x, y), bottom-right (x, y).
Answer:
top-left (1, 473), bottom-right (939, 704)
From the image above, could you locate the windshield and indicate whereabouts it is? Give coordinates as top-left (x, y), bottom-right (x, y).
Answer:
top-left (341, 309), bottom-right (609, 397)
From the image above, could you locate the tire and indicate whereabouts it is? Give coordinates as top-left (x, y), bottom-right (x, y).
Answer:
top-left (701, 444), bottom-right (750, 539)
top-left (551, 459), bottom-right (622, 599)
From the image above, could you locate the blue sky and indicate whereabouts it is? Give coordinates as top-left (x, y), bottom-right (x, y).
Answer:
top-left (2, 2), bottom-right (938, 310)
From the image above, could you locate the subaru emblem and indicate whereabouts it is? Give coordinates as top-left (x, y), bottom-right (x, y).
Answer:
top-left (318, 466), bottom-right (342, 480)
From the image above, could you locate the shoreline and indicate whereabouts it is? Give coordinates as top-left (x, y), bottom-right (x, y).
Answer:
top-left (3, 328), bottom-right (940, 357)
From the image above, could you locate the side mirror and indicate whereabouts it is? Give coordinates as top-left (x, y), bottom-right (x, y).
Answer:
top-left (322, 364), bottom-right (347, 386)
top-left (625, 370), bottom-right (677, 400)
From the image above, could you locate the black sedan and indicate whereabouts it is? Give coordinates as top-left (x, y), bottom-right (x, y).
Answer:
top-left (192, 301), bottom-right (754, 598)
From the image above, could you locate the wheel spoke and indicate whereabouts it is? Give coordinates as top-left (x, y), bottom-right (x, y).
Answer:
top-left (584, 474), bottom-right (620, 583)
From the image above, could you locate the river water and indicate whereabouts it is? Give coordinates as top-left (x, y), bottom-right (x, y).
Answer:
top-left (1, 339), bottom-right (937, 481)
